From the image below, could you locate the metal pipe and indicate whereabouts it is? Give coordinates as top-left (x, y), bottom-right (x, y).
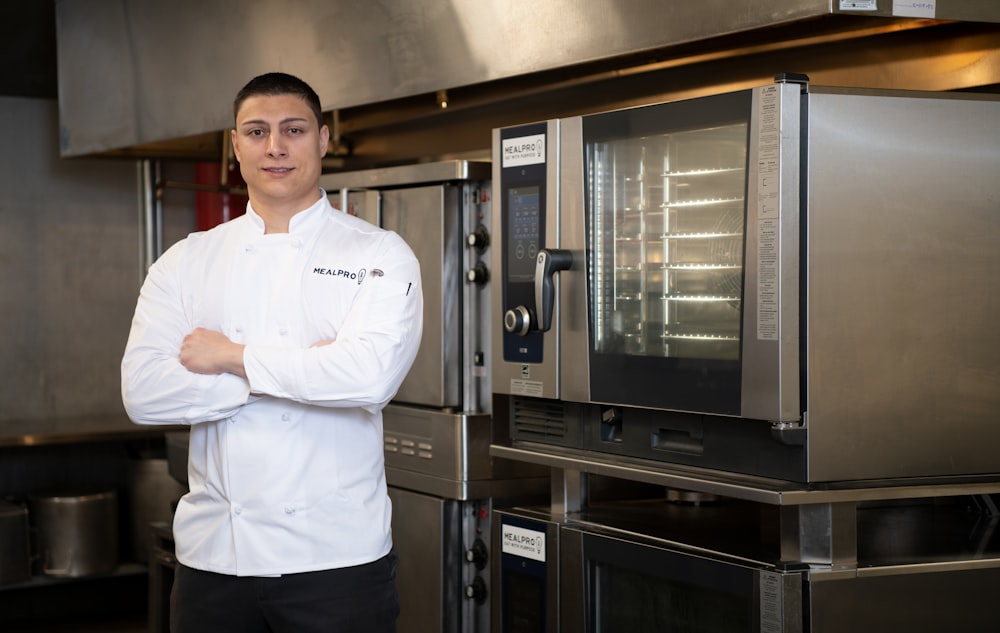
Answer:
top-left (137, 159), bottom-right (166, 285)
top-left (136, 160), bottom-right (155, 283)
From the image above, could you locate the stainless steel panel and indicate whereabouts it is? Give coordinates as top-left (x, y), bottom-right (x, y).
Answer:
top-left (388, 487), bottom-right (453, 633)
top-left (490, 443), bottom-right (1000, 506)
top-left (557, 116), bottom-right (592, 404)
top-left (807, 564), bottom-right (1000, 632)
top-left (383, 404), bottom-right (548, 499)
top-left (382, 185), bottom-right (461, 408)
top-left (803, 89), bottom-right (1000, 481)
top-left (322, 161), bottom-right (491, 190)
top-left (741, 82), bottom-right (803, 423)
top-left (491, 120), bottom-right (564, 400)
top-left (57, 0), bottom-right (886, 156)
top-left (382, 406), bottom-right (493, 484)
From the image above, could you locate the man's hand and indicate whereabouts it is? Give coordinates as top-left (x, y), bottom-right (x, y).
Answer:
top-left (180, 328), bottom-right (247, 378)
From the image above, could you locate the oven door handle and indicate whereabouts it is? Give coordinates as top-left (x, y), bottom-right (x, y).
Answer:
top-left (535, 248), bottom-right (573, 332)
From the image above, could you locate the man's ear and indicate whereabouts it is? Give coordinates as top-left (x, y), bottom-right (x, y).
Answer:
top-left (231, 128), bottom-right (241, 161)
top-left (319, 124), bottom-right (331, 157)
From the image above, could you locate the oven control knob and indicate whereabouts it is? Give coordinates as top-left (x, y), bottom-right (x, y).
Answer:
top-left (465, 538), bottom-right (488, 569)
top-left (466, 264), bottom-right (490, 285)
top-left (465, 576), bottom-right (488, 603)
top-left (504, 306), bottom-right (531, 336)
top-left (467, 226), bottom-right (490, 250)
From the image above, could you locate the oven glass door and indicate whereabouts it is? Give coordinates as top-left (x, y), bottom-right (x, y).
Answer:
top-left (582, 530), bottom-right (757, 632)
top-left (583, 90), bottom-right (752, 414)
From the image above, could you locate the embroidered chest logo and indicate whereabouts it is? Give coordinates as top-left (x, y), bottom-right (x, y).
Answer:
top-left (313, 267), bottom-right (367, 285)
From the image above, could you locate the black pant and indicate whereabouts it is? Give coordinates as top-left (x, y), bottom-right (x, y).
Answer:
top-left (170, 551), bottom-right (399, 633)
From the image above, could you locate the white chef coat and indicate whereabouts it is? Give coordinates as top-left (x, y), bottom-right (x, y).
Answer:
top-left (121, 193), bottom-right (422, 577)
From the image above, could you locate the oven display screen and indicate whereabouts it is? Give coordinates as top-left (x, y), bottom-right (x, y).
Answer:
top-left (507, 185), bottom-right (541, 283)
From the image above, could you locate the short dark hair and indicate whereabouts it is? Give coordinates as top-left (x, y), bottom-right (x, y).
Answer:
top-left (233, 72), bottom-right (324, 127)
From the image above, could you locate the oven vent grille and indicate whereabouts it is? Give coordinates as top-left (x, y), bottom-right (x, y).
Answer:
top-left (512, 397), bottom-right (568, 440)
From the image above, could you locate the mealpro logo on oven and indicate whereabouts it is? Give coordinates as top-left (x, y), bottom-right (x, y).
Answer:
top-left (502, 524), bottom-right (546, 562)
top-left (502, 134), bottom-right (545, 167)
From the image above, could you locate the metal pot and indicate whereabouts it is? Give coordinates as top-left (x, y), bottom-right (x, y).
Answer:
top-left (0, 499), bottom-right (30, 584)
top-left (127, 458), bottom-right (185, 563)
top-left (29, 490), bottom-right (118, 577)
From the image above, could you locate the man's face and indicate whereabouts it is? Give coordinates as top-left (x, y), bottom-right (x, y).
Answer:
top-left (231, 93), bottom-right (329, 214)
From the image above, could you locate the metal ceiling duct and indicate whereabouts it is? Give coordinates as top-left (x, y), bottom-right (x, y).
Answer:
top-left (55, 0), bottom-right (1000, 158)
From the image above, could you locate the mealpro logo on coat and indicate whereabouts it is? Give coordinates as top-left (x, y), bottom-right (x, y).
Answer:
top-left (313, 266), bottom-right (366, 284)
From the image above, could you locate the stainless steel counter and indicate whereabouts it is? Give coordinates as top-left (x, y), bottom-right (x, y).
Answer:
top-left (493, 442), bottom-right (1000, 570)
top-left (0, 413), bottom-right (184, 447)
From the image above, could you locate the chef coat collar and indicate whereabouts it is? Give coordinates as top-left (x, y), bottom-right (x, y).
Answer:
top-left (244, 189), bottom-right (329, 236)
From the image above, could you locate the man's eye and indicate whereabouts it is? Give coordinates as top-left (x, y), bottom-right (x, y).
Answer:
top-left (288, 128), bottom-right (303, 134)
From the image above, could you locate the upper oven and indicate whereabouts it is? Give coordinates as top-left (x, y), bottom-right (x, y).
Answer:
top-left (490, 76), bottom-right (1000, 482)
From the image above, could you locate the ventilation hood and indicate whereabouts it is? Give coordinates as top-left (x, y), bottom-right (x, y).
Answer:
top-left (55, 0), bottom-right (1000, 159)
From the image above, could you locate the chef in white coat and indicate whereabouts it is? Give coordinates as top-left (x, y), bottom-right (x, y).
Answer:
top-left (121, 72), bottom-right (422, 633)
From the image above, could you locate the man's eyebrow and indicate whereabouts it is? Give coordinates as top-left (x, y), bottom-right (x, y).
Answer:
top-left (238, 116), bottom-right (312, 127)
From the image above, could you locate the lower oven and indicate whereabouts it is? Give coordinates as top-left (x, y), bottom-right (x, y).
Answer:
top-left (494, 497), bottom-right (1000, 633)
top-left (383, 402), bottom-right (547, 633)
top-left (388, 488), bottom-right (491, 633)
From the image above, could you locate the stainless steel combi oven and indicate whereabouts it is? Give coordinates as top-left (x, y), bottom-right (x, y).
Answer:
top-left (493, 498), bottom-right (1000, 633)
top-left (491, 75), bottom-right (1000, 483)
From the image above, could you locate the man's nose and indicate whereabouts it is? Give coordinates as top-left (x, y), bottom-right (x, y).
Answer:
top-left (266, 134), bottom-right (287, 157)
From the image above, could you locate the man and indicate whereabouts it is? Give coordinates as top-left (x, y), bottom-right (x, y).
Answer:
top-left (121, 72), bottom-right (422, 632)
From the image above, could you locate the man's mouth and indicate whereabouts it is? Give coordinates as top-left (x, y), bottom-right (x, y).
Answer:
top-left (264, 167), bottom-right (293, 173)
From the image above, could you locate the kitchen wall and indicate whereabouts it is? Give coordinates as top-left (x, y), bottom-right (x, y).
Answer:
top-left (0, 97), bottom-right (137, 422)
top-left (0, 97), bottom-right (195, 425)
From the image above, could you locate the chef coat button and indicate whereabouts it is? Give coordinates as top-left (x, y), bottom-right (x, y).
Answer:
top-left (284, 506), bottom-right (296, 515)
top-left (233, 506), bottom-right (242, 516)
top-left (279, 327), bottom-right (288, 335)
top-left (292, 238), bottom-right (303, 249)
top-left (281, 412), bottom-right (291, 422)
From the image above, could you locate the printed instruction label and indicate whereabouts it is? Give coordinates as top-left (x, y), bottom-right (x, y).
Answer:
top-left (892, 0), bottom-right (935, 18)
top-left (502, 134), bottom-right (546, 168)
top-left (839, 0), bottom-right (877, 10)
top-left (510, 378), bottom-right (544, 397)
top-left (755, 86), bottom-right (780, 342)
top-left (501, 524), bottom-right (546, 562)
top-left (759, 572), bottom-right (784, 632)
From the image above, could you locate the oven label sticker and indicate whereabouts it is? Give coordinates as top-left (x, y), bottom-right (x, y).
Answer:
top-left (502, 524), bottom-right (546, 562)
top-left (756, 85), bottom-right (780, 342)
top-left (839, 0), bottom-right (877, 10)
top-left (759, 571), bottom-right (783, 633)
top-left (510, 378), bottom-right (544, 397)
top-left (892, 0), bottom-right (935, 18)
top-left (503, 134), bottom-right (546, 168)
